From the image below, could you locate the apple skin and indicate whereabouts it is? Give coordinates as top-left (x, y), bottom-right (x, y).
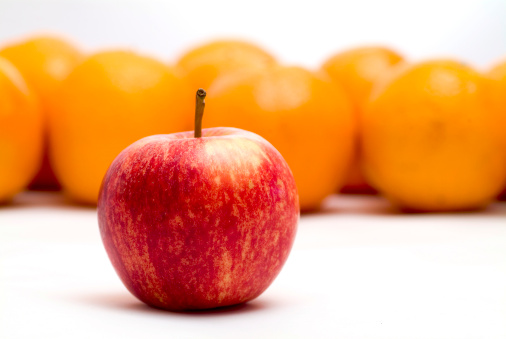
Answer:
top-left (97, 127), bottom-right (299, 311)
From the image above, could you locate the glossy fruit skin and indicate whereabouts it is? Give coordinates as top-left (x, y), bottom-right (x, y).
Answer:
top-left (361, 60), bottom-right (506, 212)
top-left (321, 46), bottom-right (404, 194)
top-left (0, 36), bottom-right (82, 103)
top-left (0, 36), bottom-right (82, 189)
top-left (175, 40), bottom-right (276, 90)
top-left (49, 50), bottom-right (193, 204)
top-left (98, 127), bottom-right (299, 311)
top-left (0, 57), bottom-right (43, 202)
top-left (205, 66), bottom-right (355, 211)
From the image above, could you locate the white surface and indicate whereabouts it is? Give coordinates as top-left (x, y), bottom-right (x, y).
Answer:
top-left (0, 0), bottom-right (505, 69)
top-left (1, 192), bottom-right (505, 339)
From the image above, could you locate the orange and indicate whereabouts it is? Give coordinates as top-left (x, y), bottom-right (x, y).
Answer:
top-left (361, 60), bottom-right (506, 212)
top-left (48, 50), bottom-right (193, 205)
top-left (175, 40), bottom-right (276, 90)
top-left (488, 59), bottom-right (506, 200)
top-left (205, 65), bottom-right (355, 211)
top-left (0, 36), bottom-right (82, 189)
top-left (321, 46), bottom-right (404, 194)
top-left (489, 60), bottom-right (506, 81)
top-left (0, 57), bottom-right (43, 202)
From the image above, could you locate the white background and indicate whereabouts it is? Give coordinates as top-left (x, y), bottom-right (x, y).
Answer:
top-left (0, 0), bottom-right (505, 70)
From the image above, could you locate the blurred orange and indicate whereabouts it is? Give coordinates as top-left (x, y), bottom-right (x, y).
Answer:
top-left (488, 59), bottom-right (506, 200)
top-left (205, 66), bottom-right (355, 211)
top-left (0, 36), bottom-right (83, 189)
top-left (361, 60), bottom-right (506, 212)
top-left (321, 46), bottom-right (404, 194)
top-left (175, 40), bottom-right (276, 90)
top-left (48, 50), bottom-right (193, 205)
top-left (489, 60), bottom-right (506, 79)
top-left (0, 57), bottom-right (43, 202)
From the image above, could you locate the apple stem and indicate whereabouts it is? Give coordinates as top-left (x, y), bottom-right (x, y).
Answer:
top-left (194, 88), bottom-right (206, 138)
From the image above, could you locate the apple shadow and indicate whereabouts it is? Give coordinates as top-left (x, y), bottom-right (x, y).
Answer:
top-left (166, 300), bottom-right (271, 317)
top-left (71, 291), bottom-right (273, 317)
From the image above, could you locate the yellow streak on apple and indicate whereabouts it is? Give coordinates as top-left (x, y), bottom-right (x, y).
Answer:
top-left (111, 200), bottom-right (167, 304)
top-left (213, 249), bottom-right (233, 302)
top-left (204, 138), bottom-right (265, 172)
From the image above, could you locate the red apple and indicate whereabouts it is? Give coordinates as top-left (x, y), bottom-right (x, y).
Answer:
top-left (97, 89), bottom-right (299, 311)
